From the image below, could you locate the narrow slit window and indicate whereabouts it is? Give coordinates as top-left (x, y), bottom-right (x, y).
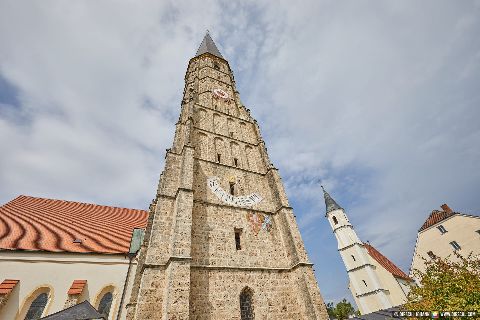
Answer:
top-left (362, 280), bottom-right (367, 287)
top-left (450, 241), bottom-right (461, 250)
top-left (332, 216), bottom-right (338, 225)
top-left (351, 255), bottom-right (356, 262)
top-left (217, 153), bottom-right (221, 163)
top-left (230, 182), bottom-right (235, 195)
top-left (234, 158), bottom-right (238, 167)
top-left (230, 132), bottom-right (234, 137)
top-left (235, 229), bottom-right (242, 250)
top-left (437, 225), bottom-right (447, 234)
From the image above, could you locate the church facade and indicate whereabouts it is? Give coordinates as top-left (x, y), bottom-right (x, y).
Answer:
top-left (125, 33), bottom-right (329, 320)
top-left (322, 187), bottom-right (414, 315)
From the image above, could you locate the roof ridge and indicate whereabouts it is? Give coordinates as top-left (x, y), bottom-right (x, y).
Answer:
top-left (3, 195), bottom-right (146, 212)
top-left (364, 243), bottom-right (411, 281)
top-left (419, 209), bottom-right (457, 232)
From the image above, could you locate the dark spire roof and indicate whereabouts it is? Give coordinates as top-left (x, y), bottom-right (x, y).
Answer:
top-left (321, 186), bottom-right (342, 215)
top-left (195, 31), bottom-right (224, 59)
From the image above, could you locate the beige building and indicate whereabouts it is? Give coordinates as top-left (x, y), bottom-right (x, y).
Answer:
top-left (0, 195), bottom-right (148, 320)
top-left (125, 33), bottom-right (329, 320)
top-left (410, 204), bottom-right (480, 278)
top-left (322, 187), bottom-right (414, 315)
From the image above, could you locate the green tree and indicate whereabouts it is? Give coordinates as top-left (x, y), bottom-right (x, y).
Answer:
top-left (404, 252), bottom-right (480, 318)
top-left (326, 302), bottom-right (335, 318)
top-left (326, 299), bottom-right (358, 320)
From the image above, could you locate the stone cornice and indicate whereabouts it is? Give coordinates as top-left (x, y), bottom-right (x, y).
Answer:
top-left (347, 263), bottom-right (376, 273)
top-left (338, 242), bottom-right (364, 251)
top-left (194, 157), bottom-right (266, 175)
top-left (193, 126), bottom-right (259, 147)
top-left (332, 224), bottom-right (354, 233)
top-left (355, 288), bottom-right (390, 298)
top-left (143, 256), bottom-right (313, 272)
top-left (193, 102), bottom-right (254, 124)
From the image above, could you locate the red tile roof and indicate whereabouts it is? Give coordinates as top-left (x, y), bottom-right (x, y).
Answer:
top-left (0, 195), bottom-right (148, 254)
top-left (0, 279), bottom-right (19, 295)
top-left (68, 280), bottom-right (87, 295)
top-left (364, 243), bottom-right (411, 281)
top-left (419, 209), bottom-right (457, 232)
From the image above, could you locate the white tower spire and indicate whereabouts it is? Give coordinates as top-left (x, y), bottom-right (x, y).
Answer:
top-left (322, 186), bottom-right (393, 314)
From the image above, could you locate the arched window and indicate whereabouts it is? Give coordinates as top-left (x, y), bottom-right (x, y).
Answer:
top-left (332, 216), bottom-right (338, 225)
top-left (25, 292), bottom-right (49, 320)
top-left (98, 291), bottom-right (113, 318)
top-left (240, 287), bottom-right (254, 320)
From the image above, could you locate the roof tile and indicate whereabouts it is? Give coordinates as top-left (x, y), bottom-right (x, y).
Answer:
top-left (0, 195), bottom-right (148, 254)
top-left (0, 279), bottom-right (19, 295)
top-left (419, 210), bottom-right (457, 232)
top-left (68, 280), bottom-right (87, 295)
top-left (364, 243), bottom-right (411, 281)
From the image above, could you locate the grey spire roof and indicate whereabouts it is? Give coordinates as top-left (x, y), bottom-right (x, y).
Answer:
top-left (195, 31), bottom-right (224, 59)
top-left (321, 186), bottom-right (342, 215)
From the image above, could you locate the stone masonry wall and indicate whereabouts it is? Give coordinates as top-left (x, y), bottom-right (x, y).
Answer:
top-left (127, 49), bottom-right (329, 320)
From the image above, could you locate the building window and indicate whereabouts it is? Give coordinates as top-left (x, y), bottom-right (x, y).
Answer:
top-left (230, 131), bottom-right (234, 137)
top-left (240, 287), bottom-right (254, 320)
top-left (217, 153), bottom-right (221, 163)
top-left (234, 158), bottom-right (239, 167)
top-left (476, 230), bottom-right (480, 235)
top-left (98, 292), bottom-right (113, 318)
top-left (230, 182), bottom-right (235, 195)
top-left (437, 225), bottom-right (447, 234)
top-left (235, 229), bottom-right (242, 250)
top-left (427, 251), bottom-right (436, 259)
top-left (351, 255), bottom-right (356, 262)
top-left (332, 216), bottom-right (338, 225)
top-left (362, 280), bottom-right (367, 287)
top-left (450, 241), bottom-right (461, 251)
top-left (25, 292), bottom-right (49, 320)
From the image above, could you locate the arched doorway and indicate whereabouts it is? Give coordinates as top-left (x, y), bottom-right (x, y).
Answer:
top-left (239, 287), bottom-right (254, 320)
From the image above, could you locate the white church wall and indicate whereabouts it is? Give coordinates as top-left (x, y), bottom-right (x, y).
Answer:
top-left (0, 251), bottom-right (136, 320)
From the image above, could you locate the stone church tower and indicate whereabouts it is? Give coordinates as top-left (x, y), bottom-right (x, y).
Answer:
top-left (322, 187), bottom-right (412, 315)
top-left (126, 33), bottom-right (329, 320)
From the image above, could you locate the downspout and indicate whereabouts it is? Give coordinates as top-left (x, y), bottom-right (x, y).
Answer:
top-left (116, 253), bottom-right (135, 320)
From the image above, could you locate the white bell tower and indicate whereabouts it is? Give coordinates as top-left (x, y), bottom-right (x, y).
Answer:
top-left (322, 186), bottom-right (392, 314)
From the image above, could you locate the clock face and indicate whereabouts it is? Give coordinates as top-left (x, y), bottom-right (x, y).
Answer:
top-left (207, 176), bottom-right (263, 207)
top-left (212, 88), bottom-right (229, 99)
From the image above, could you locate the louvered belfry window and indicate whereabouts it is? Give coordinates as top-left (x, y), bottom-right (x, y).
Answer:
top-left (240, 288), bottom-right (254, 320)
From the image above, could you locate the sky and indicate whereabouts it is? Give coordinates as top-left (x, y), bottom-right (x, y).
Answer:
top-left (1, 0), bottom-right (480, 307)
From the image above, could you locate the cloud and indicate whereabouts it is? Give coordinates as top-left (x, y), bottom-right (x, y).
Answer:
top-left (1, 0), bottom-right (480, 305)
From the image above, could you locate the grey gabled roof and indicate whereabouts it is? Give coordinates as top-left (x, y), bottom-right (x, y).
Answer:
top-left (195, 31), bottom-right (224, 59)
top-left (41, 300), bottom-right (105, 320)
top-left (321, 186), bottom-right (343, 215)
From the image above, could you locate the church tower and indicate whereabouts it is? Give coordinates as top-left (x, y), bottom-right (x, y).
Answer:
top-left (322, 187), bottom-right (412, 315)
top-left (126, 33), bottom-right (329, 320)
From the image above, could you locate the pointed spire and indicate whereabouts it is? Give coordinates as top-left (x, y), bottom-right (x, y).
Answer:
top-left (321, 185), bottom-right (342, 215)
top-left (195, 31), bottom-right (224, 59)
